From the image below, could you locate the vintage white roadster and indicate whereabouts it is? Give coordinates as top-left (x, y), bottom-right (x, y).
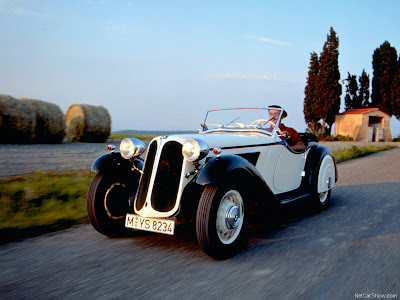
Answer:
top-left (87, 107), bottom-right (338, 259)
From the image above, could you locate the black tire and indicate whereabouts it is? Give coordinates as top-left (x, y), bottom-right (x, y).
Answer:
top-left (311, 189), bottom-right (331, 210)
top-left (196, 181), bottom-right (248, 259)
top-left (87, 172), bottom-right (133, 237)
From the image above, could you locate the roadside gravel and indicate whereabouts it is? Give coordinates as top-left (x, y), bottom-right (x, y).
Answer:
top-left (0, 141), bottom-right (398, 178)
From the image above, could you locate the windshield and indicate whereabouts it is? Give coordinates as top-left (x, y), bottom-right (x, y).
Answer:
top-left (202, 107), bottom-right (283, 133)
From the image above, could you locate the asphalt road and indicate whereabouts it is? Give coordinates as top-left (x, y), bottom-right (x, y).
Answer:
top-left (1, 147), bottom-right (400, 299)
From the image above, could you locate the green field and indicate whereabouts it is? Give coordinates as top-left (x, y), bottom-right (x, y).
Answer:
top-left (0, 144), bottom-right (397, 244)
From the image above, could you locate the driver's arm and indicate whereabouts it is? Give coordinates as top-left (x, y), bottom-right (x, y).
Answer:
top-left (286, 128), bottom-right (306, 151)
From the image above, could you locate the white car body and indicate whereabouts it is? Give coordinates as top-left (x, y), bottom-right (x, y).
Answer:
top-left (87, 107), bottom-right (338, 259)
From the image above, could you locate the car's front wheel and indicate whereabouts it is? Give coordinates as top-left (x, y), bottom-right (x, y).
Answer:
top-left (196, 181), bottom-right (248, 259)
top-left (87, 172), bottom-right (133, 237)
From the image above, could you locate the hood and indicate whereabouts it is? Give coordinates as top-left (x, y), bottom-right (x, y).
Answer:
top-left (154, 131), bottom-right (276, 149)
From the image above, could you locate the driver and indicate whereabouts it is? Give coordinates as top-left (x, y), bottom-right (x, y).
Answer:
top-left (268, 105), bottom-right (306, 152)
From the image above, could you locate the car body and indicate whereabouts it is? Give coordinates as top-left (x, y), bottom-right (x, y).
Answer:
top-left (87, 107), bottom-right (338, 259)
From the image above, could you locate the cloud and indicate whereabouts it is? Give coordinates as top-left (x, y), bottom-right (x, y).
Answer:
top-left (203, 72), bottom-right (280, 81)
top-left (243, 35), bottom-right (291, 46)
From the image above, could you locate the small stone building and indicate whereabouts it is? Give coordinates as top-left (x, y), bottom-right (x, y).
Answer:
top-left (334, 108), bottom-right (392, 142)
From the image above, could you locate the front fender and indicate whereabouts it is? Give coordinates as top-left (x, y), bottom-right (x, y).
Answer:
top-left (191, 155), bottom-right (278, 212)
top-left (91, 151), bottom-right (144, 173)
top-left (195, 155), bottom-right (263, 185)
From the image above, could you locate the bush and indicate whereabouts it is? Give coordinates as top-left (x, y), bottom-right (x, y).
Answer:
top-left (317, 133), bottom-right (353, 142)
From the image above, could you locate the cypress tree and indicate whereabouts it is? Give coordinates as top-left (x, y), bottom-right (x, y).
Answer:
top-left (371, 41), bottom-right (398, 115)
top-left (316, 27), bottom-right (342, 134)
top-left (304, 52), bottom-right (320, 134)
top-left (343, 72), bottom-right (359, 110)
top-left (371, 48), bottom-right (381, 108)
top-left (392, 56), bottom-right (400, 119)
top-left (358, 69), bottom-right (370, 108)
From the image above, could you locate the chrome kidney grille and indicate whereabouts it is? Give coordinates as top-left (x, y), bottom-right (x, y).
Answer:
top-left (135, 141), bottom-right (157, 211)
top-left (135, 140), bottom-right (184, 213)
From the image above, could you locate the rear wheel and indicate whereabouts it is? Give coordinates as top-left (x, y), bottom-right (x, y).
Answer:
top-left (196, 181), bottom-right (248, 259)
top-left (311, 154), bottom-right (334, 210)
top-left (312, 189), bottom-right (331, 210)
top-left (87, 172), bottom-right (133, 237)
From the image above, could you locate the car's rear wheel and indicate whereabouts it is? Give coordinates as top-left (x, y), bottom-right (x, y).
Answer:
top-left (311, 154), bottom-right (334, 210)
top-left (87, 172), bottom-right (133, 237)
top-left (196, 181), bottom-right (248, 259)
top-left (313, 189), bottom-right (331, 209)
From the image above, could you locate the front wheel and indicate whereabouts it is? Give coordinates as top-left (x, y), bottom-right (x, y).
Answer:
top-left (87, 172), bottom-right (133, 237)
top-left (196, 182), bottom-right (248, 259)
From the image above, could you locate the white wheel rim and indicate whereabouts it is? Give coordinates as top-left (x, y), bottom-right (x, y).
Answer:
top-left (216, 190), bottom-right (244, 244)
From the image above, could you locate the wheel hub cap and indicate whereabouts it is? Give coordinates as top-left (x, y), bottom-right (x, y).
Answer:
top-left (216, 190), bottom-right (244, 244)
top-left (225, 204), bottom-right (240, 230)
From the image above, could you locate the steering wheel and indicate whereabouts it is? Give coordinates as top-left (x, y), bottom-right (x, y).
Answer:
top-left (250, 119), bottom-right (275, 128)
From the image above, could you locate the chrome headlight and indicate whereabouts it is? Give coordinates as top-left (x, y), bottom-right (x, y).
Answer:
top-left (182, 139), bottom-right (209, 162)
top-left (120, 138), bottom-right (146, 159)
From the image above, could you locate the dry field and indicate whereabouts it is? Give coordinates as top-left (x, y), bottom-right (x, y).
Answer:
top-left (0, 140), bottom-right (398, 178)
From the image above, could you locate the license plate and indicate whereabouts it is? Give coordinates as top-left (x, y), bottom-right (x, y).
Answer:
top-left (125, 214), bottom-right (175, 235)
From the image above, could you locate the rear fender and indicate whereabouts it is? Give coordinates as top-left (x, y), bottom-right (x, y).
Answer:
top-left (305, 146), bottom-right (338, 193)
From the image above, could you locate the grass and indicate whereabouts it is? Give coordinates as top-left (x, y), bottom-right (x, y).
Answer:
top-left (332, 144), bottom-right (397, 163)
top-left (0, 171), bottom-right (93, 244)
top-left (109, 133), bottom-right (156, 140)
top-left (0, 143), bottom-right (397, 244)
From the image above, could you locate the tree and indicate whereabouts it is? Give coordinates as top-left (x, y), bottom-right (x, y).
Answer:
top-left (371, 41), bottom-right (398, 115)
top-left (315, 27), bottom-right (342, 134)
top-left (304, 52), bottom-right (320, 134)
top-left (358, 69), bottom-right (370, 108)
top-left (343, 72), bottom-right (359, 110)
top-left (343, 70), bottom-right (370, 110)
top-left (392, 56), bottom-right (400, 119)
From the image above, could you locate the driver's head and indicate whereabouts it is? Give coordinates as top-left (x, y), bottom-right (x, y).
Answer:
top-left (268, 105), bottom-right (287, 124)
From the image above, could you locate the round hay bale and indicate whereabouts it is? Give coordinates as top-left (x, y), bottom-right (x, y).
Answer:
top-left (19, 98), bottom-right (65, 144)
top-left (65, 104), bottom-right (111, 143)
top-left (0, 94), bottom-right (36, 144)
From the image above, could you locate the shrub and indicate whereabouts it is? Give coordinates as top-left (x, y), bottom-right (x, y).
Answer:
top-left (317, 133), bottom-right (353, 142)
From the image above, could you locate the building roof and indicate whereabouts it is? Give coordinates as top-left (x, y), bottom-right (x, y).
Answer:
top-left (337, 108), bottom-right (380, 115)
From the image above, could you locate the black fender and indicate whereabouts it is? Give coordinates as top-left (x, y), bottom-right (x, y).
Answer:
top-left (91, 151), bottom-right (144, 173)
top-left (195, 155), bottom-right (277, 205)
top-left (90, 152), bottom-right (144, 205)
top-left (195, 155), bottom-right (261, 185)
top-left (178, 155), bottom-right (278, 220)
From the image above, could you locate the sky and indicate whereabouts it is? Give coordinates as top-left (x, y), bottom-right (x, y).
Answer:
top-left (1, 0), bottom-right (400, 136)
